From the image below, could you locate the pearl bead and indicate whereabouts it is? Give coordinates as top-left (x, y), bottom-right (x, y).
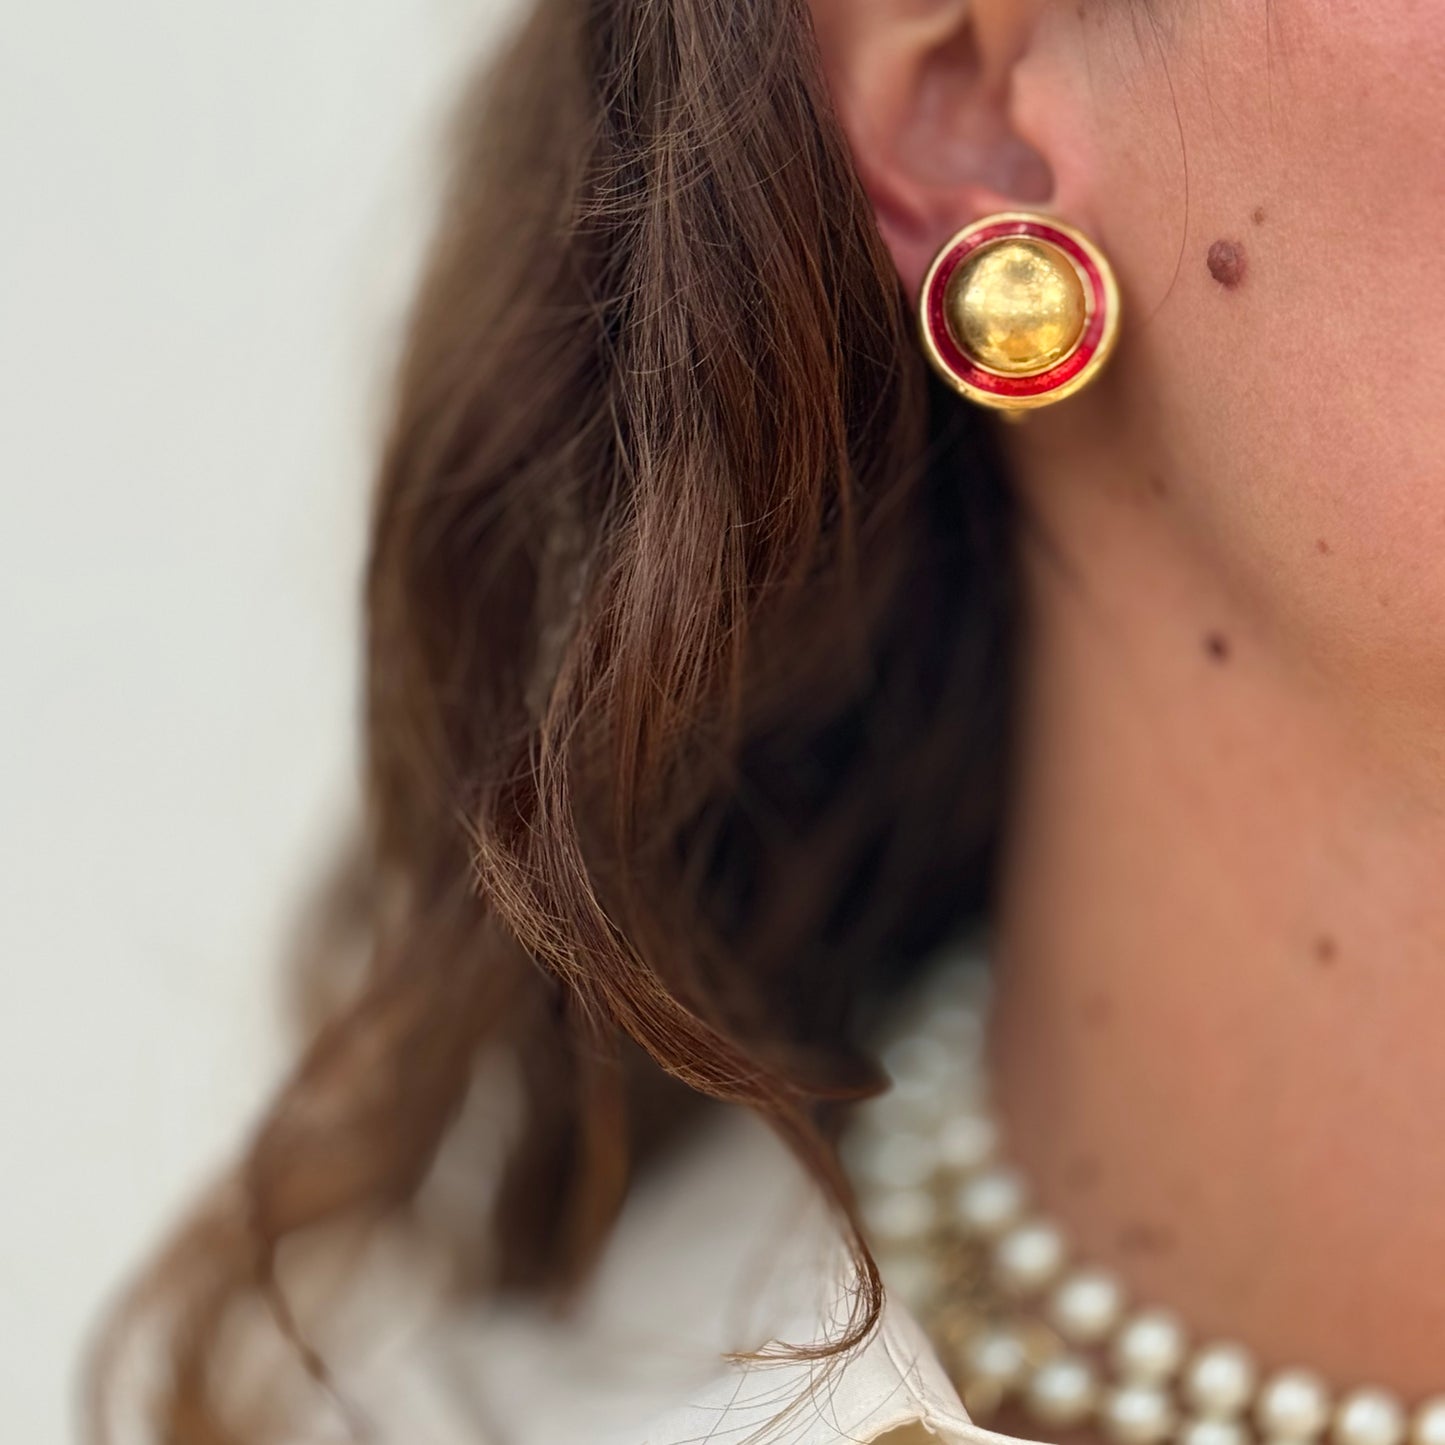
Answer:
top-left (954, 1166), bottom-right (1027, 1238)
top-left (1257, 1370), bottom-right (1332, 1441)
top-left (1332, 1390), bottom-right (1406, 1445)
top-left (842, 1129), bottom-right (937, 1191)
top-left (964, 1326), bottom-right (1029, 1392)
top-left (936, 1110), bottom-right (998, 1175)
top-left (881, 1033), bottom-right (956, 1092)
top-left (1114, 1309), bottom-right (1189, 1386)
top-left (1183, 1343), bottom-right (1258, 1419)
top-left (1049, 1267), bottom-right (1126, 1346)
top-left (994, 1219), bottom-right (1067, 1296)
top-left (855, 1086), bottom-right (943, 1135)
top-left (1179, 1419), bottom-right (1250, 1445)
top-left (1412, 1399), bottom-right (1445, 1445)
top-left (1101, 1384), bottom-right (1178, 1445)
top-left (862, 1186), bottom-right (936, 1248)
top-left (1026, 1355), bottom-right (1099, 1429)
top-left (923, 1001), bottom-right (987, 1055)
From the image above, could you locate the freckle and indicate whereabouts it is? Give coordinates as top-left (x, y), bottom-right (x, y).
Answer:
top-left (1252, 206), bottom-right (1267, 226)
top-left (1149, 474), bottom-right (1169, 499)
top-left (1313, 935), bottom-right (1339, 968)
top-left (1204, 631), bottom-right (1231, 663)
top-left (1207, 238), bottom-right (1248, 289)
top-left (1316, 538), bottom-right (1332, 555)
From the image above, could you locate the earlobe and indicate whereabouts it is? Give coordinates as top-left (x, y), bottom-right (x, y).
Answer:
top-left (810, 0), bottom-right (1055, 295)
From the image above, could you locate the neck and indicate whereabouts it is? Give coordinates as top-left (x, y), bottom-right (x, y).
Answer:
top-left (991, 429), bottom-right (1445, 1395)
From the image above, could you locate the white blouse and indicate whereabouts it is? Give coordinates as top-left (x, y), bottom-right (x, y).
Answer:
top-left (340, 1104), bottom-right (1020, 1445)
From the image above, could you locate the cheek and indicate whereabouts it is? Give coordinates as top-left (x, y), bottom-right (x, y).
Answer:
top-left (1056, 0), bottom-right (1445, 693)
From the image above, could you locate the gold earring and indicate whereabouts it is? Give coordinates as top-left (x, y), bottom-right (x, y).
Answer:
top-left (918, 212), bottom-right (1120, 412)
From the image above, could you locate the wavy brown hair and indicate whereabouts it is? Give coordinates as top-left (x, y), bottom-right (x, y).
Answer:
top-left (91, 0), bottom-right (1019, 1436)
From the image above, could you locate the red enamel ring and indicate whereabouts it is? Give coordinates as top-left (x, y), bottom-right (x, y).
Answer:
top-left (918, 213), bottom-right (1121, 412)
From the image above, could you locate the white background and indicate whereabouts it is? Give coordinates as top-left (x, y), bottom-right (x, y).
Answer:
top-left (0, 3), bottom-right (517, 1438)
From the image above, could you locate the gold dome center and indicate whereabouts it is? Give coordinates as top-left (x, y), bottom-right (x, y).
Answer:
top-left (944, 238), bottom-right (1088, 376)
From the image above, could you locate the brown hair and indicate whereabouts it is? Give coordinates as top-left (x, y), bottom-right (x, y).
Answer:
top-left (90, 0), bottom-right (1018, 1436)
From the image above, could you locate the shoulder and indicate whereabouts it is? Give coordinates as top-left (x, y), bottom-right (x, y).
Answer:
top-left (355, 1108), bottom-right (996, 1445)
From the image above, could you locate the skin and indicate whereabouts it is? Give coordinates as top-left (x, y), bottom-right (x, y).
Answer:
top-left (815, 0), bottom-right (1445, 1399)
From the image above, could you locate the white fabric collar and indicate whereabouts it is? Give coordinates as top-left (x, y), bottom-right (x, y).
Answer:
top-left (339, 1106), bottom-right (1025, 1445)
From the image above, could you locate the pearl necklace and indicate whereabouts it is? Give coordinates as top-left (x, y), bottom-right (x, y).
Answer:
top-left (842, 954), bottom-right (1445, 1445)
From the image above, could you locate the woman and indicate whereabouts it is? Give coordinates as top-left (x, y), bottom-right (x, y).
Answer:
top-left (93, 0), bottom-right (1445, 1442)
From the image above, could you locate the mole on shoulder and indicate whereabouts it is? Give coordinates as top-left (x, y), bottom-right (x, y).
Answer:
top-left (1207, 239), bottom-right (1247, 289)
top-left (1252, 206), bottom-right (1267, 226)
top-left (1204, 631), bottom-right (1231, 664)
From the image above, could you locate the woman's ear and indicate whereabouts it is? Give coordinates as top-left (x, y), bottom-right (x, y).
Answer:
top-left (809, 0), bottom-right (1054, 295)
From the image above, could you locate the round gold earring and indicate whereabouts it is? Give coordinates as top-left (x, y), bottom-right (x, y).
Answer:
top-left (918, 212), bottom-right (1121, 412)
